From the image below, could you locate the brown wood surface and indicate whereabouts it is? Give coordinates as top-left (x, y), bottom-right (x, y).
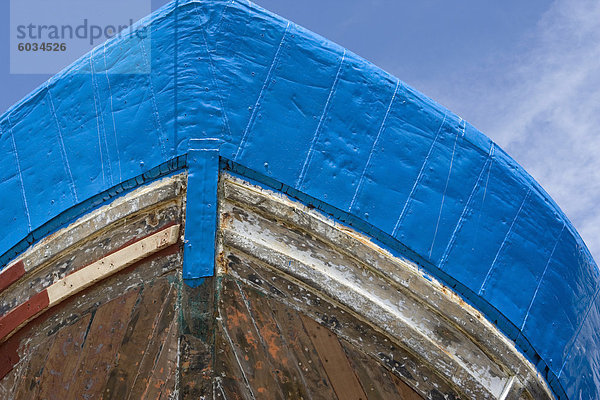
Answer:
top-left (391, 373), bottom-right (429, 400)
top-left (13, 333), bottom-right (56, 399)
top-left (0, 270), bottom-right (181, 400)
top-left (213, 269), bottom-right (427, 400)
top-left (220, 246), bottom-right (436, 399)
top-left (102, 278), bottom-right (175, 400)
top-left (142, 314), bottom-right (179, 399)
top-left (243, 286), bottom-right (309, 399)
top-left (269, 302), bottom-right (338, 400)
top-left (66, 287), bottom-right (140, 400)
top-left (218, 278), bottom-right (284, 400)
top-left (36, 314), bottom-right (93, 400)
top-left (341, 340), bottom-right (423, 400)
top-left (301, 314), bottom-right (368, 400)
top-left (124, 281), bottom-right (178, 399)
top-left (215, 320), bottom-right (256, 400)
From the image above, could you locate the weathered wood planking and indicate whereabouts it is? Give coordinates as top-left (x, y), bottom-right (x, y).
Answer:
top-left (0, 225), bottom-right (179, 345)
top-left (68, 288), bottom-right (141, 399)
top-left (301, 314), bottom-right (368, 400)
top-left (12, 332), bottom-right (56, 398)
top-left (340, 340), bottom-right (423, 400)
top-left (215, 271), bottom-right (427, 400)
top-left (125, 281), bottom-right (179, 399)
top-left (103, 279), bottom-right (175, 399)
top-left (45, 225), bottom-right (179, 308)
top-left (220, 175), bottom-right (552, 400)
top-left (0, 175), bottom-right (185, 399)
top-left (243, 285), bottom-right (312, 399)
top-left (36, 314), bottom-right (92, 400)
top-left (219, 245), bottom-right (450, 399)
top-left (218, 277), bottom-right (285, 399)
top-left (269, 304), bottom-right (339, 400)
top-left (0, 274), bottom-right (180, 400)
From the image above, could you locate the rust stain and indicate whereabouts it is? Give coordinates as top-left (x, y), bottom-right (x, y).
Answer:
top-left (217, 251), bottom-right (228, 274)
top-left (258, 320), bottom-right (285, 364)
top-left (224, 305), bottom-right (259, 351)
top-left (224, 304), bottom-right (248, 328)
top-left (221, 212), bottom-right (234, 229)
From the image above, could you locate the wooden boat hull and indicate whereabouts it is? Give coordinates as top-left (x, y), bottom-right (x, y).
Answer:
top-left (0, 173), bottom-right (552, 399)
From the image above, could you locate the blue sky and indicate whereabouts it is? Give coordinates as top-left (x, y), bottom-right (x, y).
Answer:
top-left (2, 0), bottom-right (599, 262)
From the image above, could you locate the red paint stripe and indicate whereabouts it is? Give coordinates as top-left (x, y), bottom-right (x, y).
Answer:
top-left (0, 224), bottom-right (179, 343)
top-left (0, 336), bottom-right (20, 380)
top-left (0, 261), bottom-right (25, 294)
top-left (0, 290), bottom-right (49, 341)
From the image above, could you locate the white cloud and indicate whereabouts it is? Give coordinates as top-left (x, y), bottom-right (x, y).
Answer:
top-left (492, 0), bottom-right (600, 262)
top-left (426, 0), bottom-right (600, 262)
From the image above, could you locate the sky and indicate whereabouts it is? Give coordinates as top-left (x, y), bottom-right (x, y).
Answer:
top-left (1, 0), bottom-right (599, 262)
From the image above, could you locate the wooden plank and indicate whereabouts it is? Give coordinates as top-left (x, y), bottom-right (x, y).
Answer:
top-left (13, 332), bottom-right (57, 399)
top-left (390, 373), bottom-right (427, 400)
top-left (158, 357), bottom-right (179, 400)
top-left (244, 288), bottom-right (310, 399)
top-left (47, 225), bottom-right (179, 307)
top-left (218, 277), bottom-right (284, 400)
top-left (221, 246), bottom-right (461, 398)
top-left (126, 282), bottom-right (178, 398)
top-left (301, 315), bottom-right (368, 400)
top-left (270, 301), bottom-right (339, 400)
top-left (215, 322), bottom-right (256, 400)
top-left (102, 279), bottom-right (172, 399)
top-left (0, 260), bottom-right (25, 293)
top-left (340, 340), bottom-right (423, 400)
top-left (66, 288), bottom-right (139, 400)
top-left (142, 314), bottom-right (179, 399)
top-left (36, 314), bottom-right (93, 399)
top-left (222, 250), bottom-right (338, 399)
top-left (0, 290), bottom-right (49, 343)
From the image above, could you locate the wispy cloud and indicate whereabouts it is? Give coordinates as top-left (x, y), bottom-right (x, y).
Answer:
top-left (493, 0), bottom-right (600, 262)
top-left (429, 0), bottom-right (600, 261)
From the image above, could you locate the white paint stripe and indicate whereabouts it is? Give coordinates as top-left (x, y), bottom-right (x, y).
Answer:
top-left (46, 225), bottom-right (179, 306)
